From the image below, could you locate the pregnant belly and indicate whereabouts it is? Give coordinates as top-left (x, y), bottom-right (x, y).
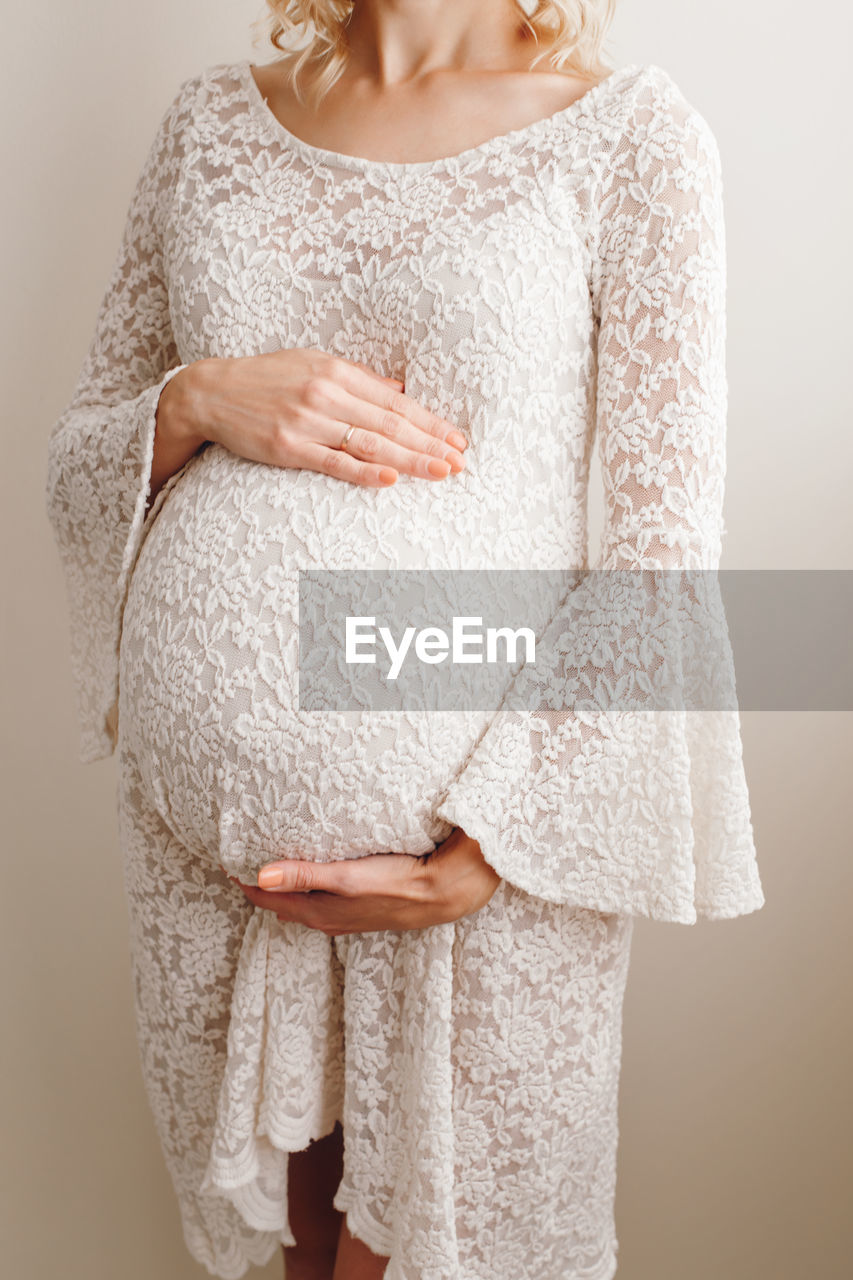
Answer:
top-left (118, 445), bottom-right (491, 880)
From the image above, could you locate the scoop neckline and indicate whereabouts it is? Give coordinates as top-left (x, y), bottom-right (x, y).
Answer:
top-left (238, 57), bottom-right (641, 173)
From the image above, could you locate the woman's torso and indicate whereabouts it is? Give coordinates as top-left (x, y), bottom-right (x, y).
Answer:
top-left (119, 59), bottom-right (624, 880)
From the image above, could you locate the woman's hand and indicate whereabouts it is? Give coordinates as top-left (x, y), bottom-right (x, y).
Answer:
top-left (227, 827), bottom-right (501, 936)
top-left (155, 347), bottom-right (468, 490)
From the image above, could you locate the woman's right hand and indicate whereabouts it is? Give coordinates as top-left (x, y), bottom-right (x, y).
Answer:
top-left (154, 347), bottom-right (468, 494)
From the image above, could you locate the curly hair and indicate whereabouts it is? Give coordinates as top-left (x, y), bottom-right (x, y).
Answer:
top-left (250, 1), bottom-right (618, 109)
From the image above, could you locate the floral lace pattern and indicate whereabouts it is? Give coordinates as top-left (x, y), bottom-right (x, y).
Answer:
top-left (45, 57), bottom-right (764, 1279)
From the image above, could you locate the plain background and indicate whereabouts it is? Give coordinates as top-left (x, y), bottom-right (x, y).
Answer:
top-left (3, 2), bottom-right (851, 1278)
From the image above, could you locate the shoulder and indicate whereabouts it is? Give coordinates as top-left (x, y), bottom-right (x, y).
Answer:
top-left (587, 65), bottom-right (727, 295)
top-left (152, 60), bottom-right (249, 144)
top-left (136, 60), bottom-right (256, 210)
top-left (550, 61), bottom-right (724, 217)
top-left (131, 62), bottom-right (247, 229)
top-left (600, 63), bottom-right (723, 182)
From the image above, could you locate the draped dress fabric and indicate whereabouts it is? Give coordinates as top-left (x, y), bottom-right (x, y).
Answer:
top-left (45, 57), bottom-right (765, 1280)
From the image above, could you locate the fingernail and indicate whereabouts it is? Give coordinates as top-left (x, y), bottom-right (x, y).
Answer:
top-left (428, 458), bottom-right (451, 478)
top-left (446, 450), bottom-right (466, 473)
top-left (258, 869), bottom-right (286, 889)
top-left (378, 467), bottom-right (397, 485)
top-left (448, 431), bottom-right (468, 451)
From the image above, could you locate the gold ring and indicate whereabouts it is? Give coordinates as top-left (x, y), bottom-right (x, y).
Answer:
top-left (339, 424), bottom-right (356, 452)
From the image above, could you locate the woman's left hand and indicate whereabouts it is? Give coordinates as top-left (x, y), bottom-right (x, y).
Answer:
top-left (226, 827), bottom-right (501, 936)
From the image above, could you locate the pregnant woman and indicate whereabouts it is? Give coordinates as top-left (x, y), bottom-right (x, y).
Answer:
top-left (45, 2), bottom-right (766, 1278)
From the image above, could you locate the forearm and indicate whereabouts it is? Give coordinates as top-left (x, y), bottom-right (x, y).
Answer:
top-left (148, 362), bottom-right (211, 511)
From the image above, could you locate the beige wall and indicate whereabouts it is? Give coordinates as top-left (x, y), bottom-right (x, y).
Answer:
top-left (3, 3), bottom-right (850, 1278)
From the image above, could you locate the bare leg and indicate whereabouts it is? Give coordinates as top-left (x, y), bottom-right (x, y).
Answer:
top-left (282, 1123), bottom-right (345, 1280)
top-left (332, 1217), bottom-right (390, 1280)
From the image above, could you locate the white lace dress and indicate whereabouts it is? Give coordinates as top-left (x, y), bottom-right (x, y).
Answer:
top-left (45, 57), bottom-right (765, 1280)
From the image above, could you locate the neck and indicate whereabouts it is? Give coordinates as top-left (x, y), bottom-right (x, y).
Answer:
top-left (342, 0), bottom-right (531, 86)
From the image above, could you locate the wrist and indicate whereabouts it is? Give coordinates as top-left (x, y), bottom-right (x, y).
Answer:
top-left (156, 360), bottom-right (215, 450)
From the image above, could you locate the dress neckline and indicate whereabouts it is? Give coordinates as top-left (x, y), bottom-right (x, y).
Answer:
top-left (238, 57), bottom-right (642, 174)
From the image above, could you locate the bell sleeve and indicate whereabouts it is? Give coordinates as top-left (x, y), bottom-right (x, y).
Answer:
top-left (45, 76), bottom-right (197, 764)
top-left (433, 71), bottom-right (765, 924)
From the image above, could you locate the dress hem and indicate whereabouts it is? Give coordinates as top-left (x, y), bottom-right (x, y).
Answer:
top-left (333, 1184), bottom-right (396, 1260)
top-left (182, 1222), bottom-right (283, 1280)
top-left (194, 1099), bottom-right (343, 1255)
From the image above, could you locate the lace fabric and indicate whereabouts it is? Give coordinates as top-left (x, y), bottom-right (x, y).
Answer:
top-left (432, 106), bottom-right (764, 921)
top-left (46, 57), bottom-right (764, 1278)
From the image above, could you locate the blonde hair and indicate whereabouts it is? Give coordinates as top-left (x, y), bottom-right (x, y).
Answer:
top-left (250, 1), bottom-right (617, 110)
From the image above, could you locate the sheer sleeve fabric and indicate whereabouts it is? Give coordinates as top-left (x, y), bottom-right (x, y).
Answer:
top-left (45, 79), bottom-right (196, 763)
top-left (434, 71), bottom-right (765, 924)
